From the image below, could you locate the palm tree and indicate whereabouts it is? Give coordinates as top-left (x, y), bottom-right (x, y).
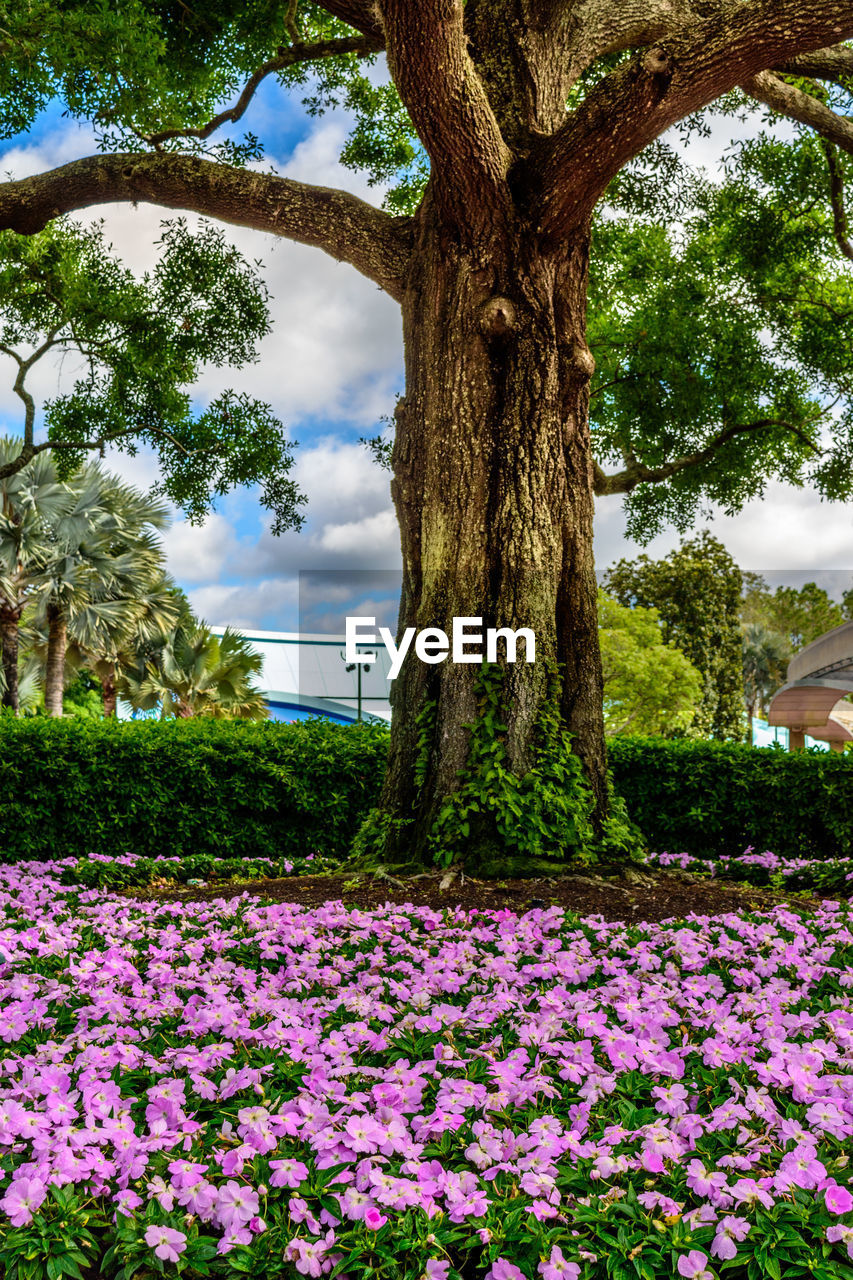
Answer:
top-left (742, 621), bottom-right (791, 722)
top-left (0, 440), bottom-right (72, 712)
top-left (73, 571), bottom-right (184, 717)
top-left (121, 623), bottom-right (268, 720)
top-left (31, 466), bottom-right (172, 716)
top-left (0, 647), bottom-right (43, 714)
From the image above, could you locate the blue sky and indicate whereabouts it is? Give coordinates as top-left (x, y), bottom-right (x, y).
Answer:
top-left (1, 73), bottom-right (852, 632)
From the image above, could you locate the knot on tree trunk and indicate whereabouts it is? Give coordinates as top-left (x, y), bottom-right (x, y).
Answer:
top-left (478, 295), bottom-right (517, 337)
top-left (642, 47), bottom-right (672, 76)
top-left (572, 343), bottom-right (596, 380)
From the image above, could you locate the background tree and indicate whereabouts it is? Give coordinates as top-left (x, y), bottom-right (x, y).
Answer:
top-left (1, 3), bottom-right (852, 864)
top-left (598, 590), bottom-right (702, 737)
top-left (757, 582), bottom-right (846, 651)
top-left (32, 470), bottom-right (172, 717)
top-left (0, 441), bottom-right (77, 711)
top-left (66, 571), bottom-right (184, 718)
top-left (0, 217), bottom-right (304, 529)
top-left (741, 620), bottom-right (791, 722)
top-left (738, 576), bottom-right (852, 718)
top-left (603, 532), bottom-right (746, 740)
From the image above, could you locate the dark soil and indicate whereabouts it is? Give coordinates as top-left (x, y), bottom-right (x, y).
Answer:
top-left (122, 867), bottom-right (829, 923)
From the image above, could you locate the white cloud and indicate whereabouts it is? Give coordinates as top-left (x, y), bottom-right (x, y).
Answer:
top-left (594, 481), bottom-right (853, 583)
top-left (0, 122), bottom-right (96, 180)
top-left (166, 512), bottom-right (241, 583)
top-left (317, 508), bottom-right (398, 556)
top-left (0, 115), bottom-right (402, 431)
top-left (188, 578), bottom-right (299, 630)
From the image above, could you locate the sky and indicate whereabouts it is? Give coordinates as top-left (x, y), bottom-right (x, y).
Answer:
top-left (1, 70), bottom-right (852, 634)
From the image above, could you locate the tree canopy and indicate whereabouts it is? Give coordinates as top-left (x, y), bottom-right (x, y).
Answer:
top-left (0, 6), bottom-right (851, 537)
top-left (0, 214), bottom-right (304, 529)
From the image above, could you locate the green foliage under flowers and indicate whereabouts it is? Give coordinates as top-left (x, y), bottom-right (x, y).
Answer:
top-left (649, 850), bottom-right (853, 897)
top-left (60, 852), bottom-right (332, 890)
top-left (609, 736), bottom-right (853, 861)
top-left (0, 717), bottom-right (387, 863)
top-left (0, 1183), bottom-right (100, 1280)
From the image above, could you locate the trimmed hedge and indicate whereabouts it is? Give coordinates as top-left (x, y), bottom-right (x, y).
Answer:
top-left (2, 719), bottom-right (853, 864)
top-left (0, 718), bottom-right (387, 862)
top-left (609, 736), bottom-right (853, 860)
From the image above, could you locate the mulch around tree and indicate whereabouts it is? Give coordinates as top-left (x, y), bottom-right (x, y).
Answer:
top-left (121, 868), bottom-right (832, 923)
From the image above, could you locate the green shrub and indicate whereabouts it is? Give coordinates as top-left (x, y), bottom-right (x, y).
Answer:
top-left (3, 718), bottom-right (851, 866)
top-left (609, 736), bottom-right (853, 859)
top-left (0, 718), bottom-right (388, 862)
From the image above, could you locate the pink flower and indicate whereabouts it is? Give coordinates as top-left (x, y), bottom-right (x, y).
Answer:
top-left (677, 1252), bottom-right (713, 1280)
top-left (538, 1244), bottom-right (580, 1279)
top-left (424, 1263), bottom-right (450, 1280)
top-left (216, 1180), bottom-right (260, 1229)
top-left (364, 1206), bottom-right (387, 1230)
top-left (0, 1178), bottom-right (47, 1226)
top-left (144, 1225), bottom-right (187, 1263)
top-left (711, 1216), bottom-right (751, 1260)
top-left (270, 1158), bottom-right (310, 1189)
top-left (825, 1183), bottom-right (853, 1216)
top-left (487, 1261), bottom-right (525, 1280)
top-left (731, 1179), bottom-right (774, 1210)
top-left (827, 1224), bottom-right (853, 1261)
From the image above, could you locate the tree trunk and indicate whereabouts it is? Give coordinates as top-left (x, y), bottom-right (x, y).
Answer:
top-left (0, 603), bottom-right (21, 713)
top-left (101, 666), bottom-right (117, 718)
top-left (44, 603), bottom-right (67, 717)
top-left (376, 197), bottom-right (606, 868)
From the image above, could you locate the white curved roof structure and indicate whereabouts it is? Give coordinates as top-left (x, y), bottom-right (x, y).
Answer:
top-left (768, 620), bottom-right (853, 746)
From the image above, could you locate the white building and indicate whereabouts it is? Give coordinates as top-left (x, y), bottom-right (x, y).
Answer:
top-left (211, 628), bottom-right (393, 724)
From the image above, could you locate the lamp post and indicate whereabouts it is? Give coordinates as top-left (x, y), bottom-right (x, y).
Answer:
top-left (341, 650), bottom-right (372, 722)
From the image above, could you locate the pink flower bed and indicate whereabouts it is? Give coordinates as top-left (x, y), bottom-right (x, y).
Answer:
top-left (0, 861), bottom-right (851, 1277)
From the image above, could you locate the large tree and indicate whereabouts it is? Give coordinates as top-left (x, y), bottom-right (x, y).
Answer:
top-left (1, 4), bottom-right (853, 864)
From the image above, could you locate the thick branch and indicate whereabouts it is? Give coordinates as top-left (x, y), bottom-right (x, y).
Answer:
top-left (0, 153), bottom-right (412, 302)
top-left (533, 2), bottom-right (853, 241)
top-left (742, 69), bottom-right (853, 157)
top-left (317, 0), bottom-right (385, 42)
top-left (379, 0), bottom-right (512, 236)
top-left (144, 36), bottom-right (383, 148)
top-left (822, 140), bottom-right (853, 261)
top-left (594, 418), bottom-right (823, 497)
top-left (776, 43), bottom-right (853, 83)
top-left (556, 0), bottom-right (699, 91)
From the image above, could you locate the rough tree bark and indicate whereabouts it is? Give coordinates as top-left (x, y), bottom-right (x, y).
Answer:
top-left (381, 191), bottom-right (605, 860)
top-left (0, 603), bottom-right (21, 713)
top-left (0, 0), bottom-right (852, 858)
top-left (44, 603), bottom-right (67, 718)
top-left (101, 666), bottom-right (117, 719)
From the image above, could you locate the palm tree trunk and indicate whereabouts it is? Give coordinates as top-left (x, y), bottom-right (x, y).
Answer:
top-left (0, 604), bottom-right (21, 713)
top-left (101, 664), bottom-right (117, 717)
top-left (44, 603), bottom-right (67, 717)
